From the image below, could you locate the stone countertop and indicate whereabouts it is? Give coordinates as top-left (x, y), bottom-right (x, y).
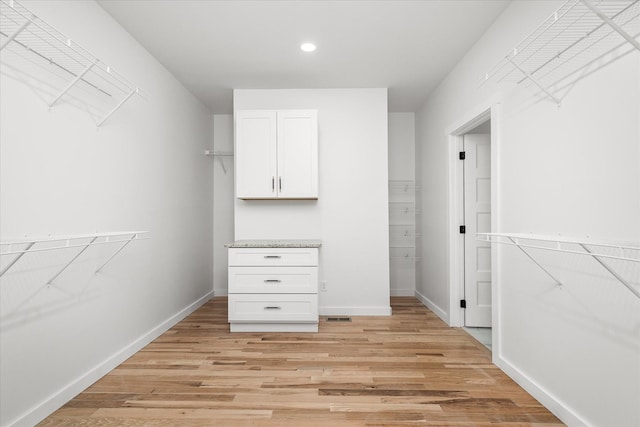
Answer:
top-left (225, 239), bottom-right (322, 248)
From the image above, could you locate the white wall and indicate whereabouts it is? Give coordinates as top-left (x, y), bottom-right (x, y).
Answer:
top-left (212, 115), bottom-right (234, 296)
top-left (233, 89), bottom-right (391, 315)
top-left (416, 1), bottom-right (640, 426)
top-left (388, 113), bottom-right (416, 181)
top-left (388, 113), bottom-right (416, 296)
top-left (0, 1), bottom-right (213, 425)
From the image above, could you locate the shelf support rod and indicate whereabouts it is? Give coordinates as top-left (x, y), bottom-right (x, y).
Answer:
top-left (579, 243), bottom-right (640, 299)
top-left (46, 236), bottom-right (98, 285)
top-left (507, 56), bottom-right (561, 105)
top-left (580, 0), bottom-right (640, 52)
top-left (216, 156), bottom-right (227, 174)
top-left (95, 233), bottom-right (137, 274)
top-left (0, 241), bottom-right (35, 277)
top-left (0, 15), bottom-right (33, 51)
top-left (507, 237), bottom-right (563, 286)
top-left (48, 59), bottom-right (97, 108)
top-left (97, 88), bottom-right (138, 127)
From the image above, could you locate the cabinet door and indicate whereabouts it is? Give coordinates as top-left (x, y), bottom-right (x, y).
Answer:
top-left (276, 110), bottom-right (318, 199)
top-left (235, 110), bottom-right (277, 199)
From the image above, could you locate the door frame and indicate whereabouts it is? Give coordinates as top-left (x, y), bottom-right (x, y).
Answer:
top-left (446, 103), bottom-right (501, 342)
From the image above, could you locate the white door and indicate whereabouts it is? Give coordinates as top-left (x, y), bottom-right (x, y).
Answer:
top-left (235, 110), bottom-right (277, 199)
top-left (463, 133), bottom-right (492, 327)
top-left (277, 110), bottom-right (318, 199)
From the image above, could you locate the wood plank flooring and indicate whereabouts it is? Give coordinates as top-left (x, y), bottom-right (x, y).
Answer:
top-left (40, 297), bottom-right (564, 426)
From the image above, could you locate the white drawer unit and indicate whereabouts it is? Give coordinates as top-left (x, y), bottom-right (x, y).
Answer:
top-left (227, 244), bottom-right (320, 333)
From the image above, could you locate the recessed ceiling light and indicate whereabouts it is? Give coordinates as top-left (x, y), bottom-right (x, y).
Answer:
top-left (300, 42), bottom-right (316, 52)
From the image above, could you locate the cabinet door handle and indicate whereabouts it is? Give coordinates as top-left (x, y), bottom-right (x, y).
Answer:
top-left (272, 177), bottom-right (275, 192)
top-left (264, 255), bottom-right (281, 259)
top-left (264, 279), bottom-right (281, 283)
top-left (279, 177), bottom-right (282, 191)
top-left (264, 306), bottom-right (282, 310)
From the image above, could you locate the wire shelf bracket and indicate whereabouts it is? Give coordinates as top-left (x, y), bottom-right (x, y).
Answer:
top-left (48, 59), bottom-right (97, 108)
top-left (478, 232), bottom-right (640, 299)
top-left (205, 150), bottom-right (234, 174)
top-left (0, 231), bottom-right (150, 283)
top-left (0, 0), bottom-right (142, 127)
top-left (582, 0), bottom-right (640, 50)
top-left (0, 9), bottom-right (31, 50)
top-left (482, 0), bottom-right (640, 105)
top-left (507, 55), bottom-right (562, 105)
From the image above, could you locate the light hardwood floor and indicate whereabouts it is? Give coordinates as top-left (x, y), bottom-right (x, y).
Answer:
top-left (40, 297), bottom-right (564, 426)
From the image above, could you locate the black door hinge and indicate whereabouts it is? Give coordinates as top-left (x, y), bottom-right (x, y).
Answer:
top-left (460, 299), bottom-right (467, 308)
top-left (459, 225), bottom-right (466, 234)
top-left (459, 151), bottom-right (466, 160)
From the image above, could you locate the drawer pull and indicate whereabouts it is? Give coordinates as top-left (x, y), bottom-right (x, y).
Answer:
top-left (264, 255), bottom-right (281, 259)
top-left (264, 279), bottom-right (281, 283)
top-left (264, 306), bottom-right (282, 310)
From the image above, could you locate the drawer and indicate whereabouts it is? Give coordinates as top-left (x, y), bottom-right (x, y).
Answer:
top-left (228, 248), bottom-right (318, 266)
top-left (229, 266), bottom-right (318, 294)
top-left (228, 294), bottom-right (318, 323)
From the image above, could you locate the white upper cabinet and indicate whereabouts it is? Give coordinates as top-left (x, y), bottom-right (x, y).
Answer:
top-left (235, 110), bottom-right (318, 199)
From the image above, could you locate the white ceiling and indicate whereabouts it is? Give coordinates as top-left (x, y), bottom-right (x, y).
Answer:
top-left (97, 0), bottom-right (510, 114)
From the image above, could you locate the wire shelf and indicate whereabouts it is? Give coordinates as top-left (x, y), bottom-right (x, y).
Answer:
top-left (482, 0), bottom-right (640, 104)
top-left (478, 232), bottom-right (640, 299)
top-left (390, 247), bottom-right (419, 262)
top-left (389, 225), bottom-right (418, 247)
top-left (388, 180), bottom-right (418, 289)
top-left (389, 180), bottom-right (419, 194)
top-left (389, 202), bottom-right (417, 224)
top-left (0, 231), bottom-right (149, 281)
top-left (0, 0), bottom-right (141, 126)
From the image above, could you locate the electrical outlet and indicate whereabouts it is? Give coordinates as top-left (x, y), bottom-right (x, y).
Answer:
top-left (320, 281), bottom-right (327, 292)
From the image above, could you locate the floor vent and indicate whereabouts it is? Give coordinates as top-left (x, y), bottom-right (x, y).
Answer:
top-left (326, 317), bottom-right (352, 322)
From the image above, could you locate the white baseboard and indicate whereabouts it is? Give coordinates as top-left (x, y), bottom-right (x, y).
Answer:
top-left (319, 306), bottom-right (392, 316)
top-left (11, 291), bottom-right (214, 427)
top-left (495, 355), bottom-right (588, 427)
top-left (391, 287), bottom-right (416, 296)
top-left (414, 290), bottom-right (449, 324)
top-left (213, 287), bottom-right (228, 296)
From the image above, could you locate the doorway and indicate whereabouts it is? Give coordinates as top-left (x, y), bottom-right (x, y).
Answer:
top-left (447, 106), bottom-right (497, 351)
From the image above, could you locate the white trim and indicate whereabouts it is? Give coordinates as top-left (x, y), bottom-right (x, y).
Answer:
top-left (495, 355), bottom-right (589, 427)
top-left (445, 108), bottom-right (492, 136)
top-left (319, 306), bottom-right (392, 316)
top-left (447, 133), bottom-right (465, 327)
top-left (9, 291), bottom-right (214, 427)
top-left (391, 287), bottom-right (416, 297)
top-left (489, 108), bottom-right (502, 361)
top-left (414, 290), bottom-right (448, 323)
